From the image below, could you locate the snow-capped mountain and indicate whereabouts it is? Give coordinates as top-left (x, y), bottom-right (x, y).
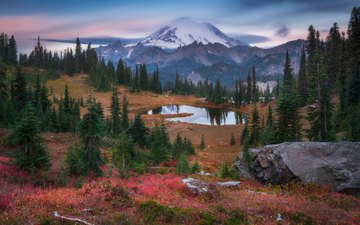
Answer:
top-left (140, 17), bottom-right (248, 49)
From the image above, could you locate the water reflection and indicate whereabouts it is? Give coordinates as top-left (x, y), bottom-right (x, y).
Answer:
top-left (147, 105), bottom-right (247, 126)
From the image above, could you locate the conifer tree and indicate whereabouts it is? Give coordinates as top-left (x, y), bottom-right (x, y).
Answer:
top-left (121, 95), bottom-right (129, 130)
top-left (74, 37), bottom-right (82, 73)
top-left (249, 104), bottom-right (260, 146)
top-left (276, 51), bottom-right (302, 142)
top-left (246, 72), bottom-right (252, 103)
top-left (139, 64), bottom-right (148, 91)
top-left (11, 103), bottom-right (51, 172)
top-left (109, 87), bottom-right (122, 137)
top-left (11, 67), bottom-right (28, 111)
top-left (79, 98), bottom-right (104, 176)
top-left (127, 113), bottom-right (148, 147)
top-left (297, 46), bottom-right (307, 106)
top-left (116, 59), bottom-right (125, 85)
top-left (175, 154), bottom-right (190, 175)
top-left (111, 132), bottom-right (134, 177)
top-left (251, 66), bottom-right (258, 102)
top-left (7, 35), bottom-right (17, 65)
top-left (346, 7), bottom-right (360, 107)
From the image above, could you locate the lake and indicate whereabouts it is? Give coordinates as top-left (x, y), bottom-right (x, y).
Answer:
top-left (146, 105), bottom-right (247, 126)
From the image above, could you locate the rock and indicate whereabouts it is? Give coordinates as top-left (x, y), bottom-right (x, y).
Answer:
top-left (182, 178), bottom-right (241, 195)
top-left (236, 142), bottom-right (360, 192)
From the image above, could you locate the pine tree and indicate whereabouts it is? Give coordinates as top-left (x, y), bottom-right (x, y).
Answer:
top-left (251, 66), bottom-right (258, 102)
top-left (11, 67), bottom-right (28, 110)
top-left (175, 154), bottom-right (190, 175)
top-left (306, 27), bottom-right (335, 141)
top-left (139, 64), bottom-right (148, 91)
top-left (79, 99), bottom-right (104, 176)
top-left (297, 46), bottom-right (307, 106)
top-left (109, 87), bottom-right (122, 137)
top-left (74, 37), bottom-right (82, 73)
top-left (172, 133), bottom-right (183, 159)
top-left (249, 104), bottom-right (260, 146)
top-left (246, 72), bottom-right (252, 103)
top-left (261, 105), bottom-right (276, 145)
top-left (111, 132), bottom-right (134, 178)
top-left (11, 103), bottom-right (51, 172)
top-left (276, 51), bottom-right (302, 142)
top-left (346, 7), bottom-right (360, 107)
top-left (121, 95), bottom-right (129, 130)
top-left (116, 59), bottom-right (125, 84)
top-left (7, 35), bottom-right (17, 65)
top-left (127, 113), bottom-right (148, 147)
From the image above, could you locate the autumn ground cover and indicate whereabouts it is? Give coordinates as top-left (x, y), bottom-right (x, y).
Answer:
top-left (1, 75), bottom-right (359, 224)
top-left (0, 151), bottom-right (359, 224)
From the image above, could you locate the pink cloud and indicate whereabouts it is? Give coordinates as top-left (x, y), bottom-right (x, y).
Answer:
top-left (0, 14), bottom-right (162, 39)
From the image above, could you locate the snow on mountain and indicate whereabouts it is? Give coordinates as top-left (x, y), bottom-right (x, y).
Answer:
top-left (141, 17), bottom-right (248, 49)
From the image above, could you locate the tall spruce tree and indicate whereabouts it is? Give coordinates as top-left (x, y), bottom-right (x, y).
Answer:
top-left (7, 35), bottom-right (17, 65)
top-left (276, 51), bottom-right (302, 142)
top-left (298, 46), bottom-right (307, 106)
top-left (346, 7), bottom-right (360, 107)
top-left (11, 103), bottom-right (51, 172)
top-left (127, 113), bottom-right (148, 147)
top-left (249, 104), bottom-right (260, 146)
top-left (79, 98), bottom-right (104, 176)
top-left (121, 95), bottom-right (129, 130)
top-left (109, 87), bottom-right (122, 137)
top-left (74, 37), bottom-right (82, 73)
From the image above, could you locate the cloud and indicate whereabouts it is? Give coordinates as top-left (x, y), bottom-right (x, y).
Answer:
top-left (275, 24), bottom-right (289, 37)
top-left (233, 34), bottom-right (270, 44)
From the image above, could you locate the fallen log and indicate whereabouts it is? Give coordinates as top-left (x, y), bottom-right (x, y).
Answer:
top-left (53, 211), bottom-right (94, 225)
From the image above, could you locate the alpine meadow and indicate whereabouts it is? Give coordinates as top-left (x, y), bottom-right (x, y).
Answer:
top-left (0, 1), bottom-right (360, 224)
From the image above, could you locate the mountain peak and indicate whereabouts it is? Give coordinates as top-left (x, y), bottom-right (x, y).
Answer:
top-left (141, 18), bottom-right (248, 49)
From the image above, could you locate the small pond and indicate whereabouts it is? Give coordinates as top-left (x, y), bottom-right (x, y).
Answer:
top-left (146, 105), bottom-right (247, 126)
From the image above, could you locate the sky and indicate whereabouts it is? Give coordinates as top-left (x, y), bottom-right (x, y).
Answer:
top-left (0, 0), bottom-right (358, 51)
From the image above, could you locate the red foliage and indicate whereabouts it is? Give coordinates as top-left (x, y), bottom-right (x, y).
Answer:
top-left (0, 193), bottom-right (11, 212)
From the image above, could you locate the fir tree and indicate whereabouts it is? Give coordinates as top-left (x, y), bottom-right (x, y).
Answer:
top-left (297, 46), bottom-right (307, 106)
top-left (109, 87), bottom-right (122, 137)
top-left (127, 113), bottom-right (148, 147)
top-left (248, 104), bottom-right (260, 146)
top-left (7, 35), bottom-right (17, 65)
top-left (116, 59), bottom-right (125, 85)
top-left (175, 154), bottom-right (190, 175)
top-left (110, 132), bottom-right (134, 178)
top-left (11, 67), bottom-right (28, 110)
top-left (121, 95), bottom-right (129, 130)
top-left (11, 103), bottom-right (51, 172)
top-left (276, 51), bottom-right (302, 142)
top-left (74, 37), bottom-right (82, 73)
top-left (79, 99), bottom-right (104, 176)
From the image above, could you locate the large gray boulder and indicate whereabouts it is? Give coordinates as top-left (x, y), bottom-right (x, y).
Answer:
top-left (236, 142), bottom-right (360, 192)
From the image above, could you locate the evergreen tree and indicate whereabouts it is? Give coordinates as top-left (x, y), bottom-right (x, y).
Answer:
top-left (172, 133), bottom-right (183, 159)
top-left (79, 99), bottom-right (104, 176)
top-left (175, 154), bottom-right (190, 175)
top-left (261, 105), bottom-right (276, 145)
top-left (246, 72), bottom-right (252, 103)
top-left (121, 95), bottom-right (129, 130)
top-left (11, 67), bottom-right (28, 110)
top-left (297, 46), bottom-right (307, 106)
top-left (74, 37), bottom-right (82, 73)
top-left (306, 27), bottom-right (335, 141)
top-left (109, 87), bottom-right (122, 137)
top-left (139, 64), bottom-right (148, 91)
top-left (346, 7), bottom-right (360, 107)
top-left (116, 59), bottom-right (125, 84)
top-left (248, 104), bottom-right (260, 146)
top-left (276, 51), bottom-right (302, 142)
top-left (7, 35), bottom-right (17, 65)
top-left (251, 66), bottom-right (258, 102)
top-left (110, 132), bottom-right (134, 178)
top-left (127, 113), bottom-right (148, 147)
top-left (11, 103), bottom-right (51, 172)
